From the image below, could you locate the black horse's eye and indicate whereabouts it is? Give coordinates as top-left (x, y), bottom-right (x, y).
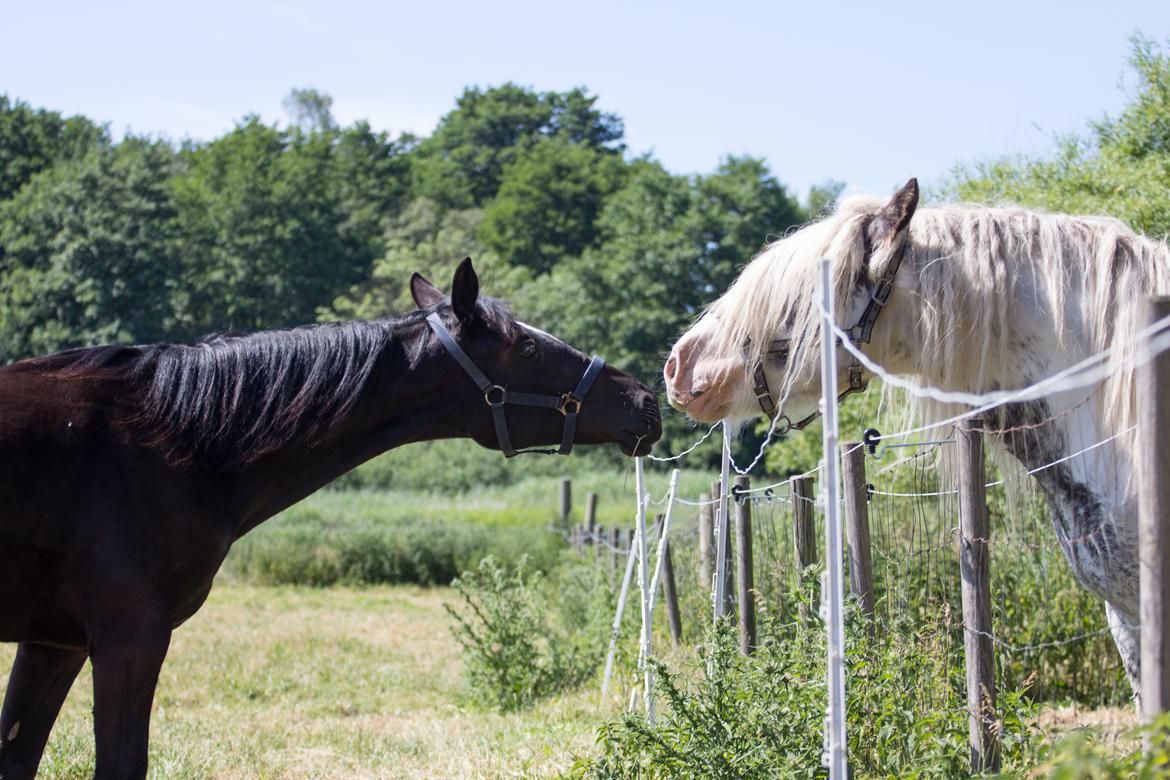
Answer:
top-left (518, 339), bottom-right (538, 358)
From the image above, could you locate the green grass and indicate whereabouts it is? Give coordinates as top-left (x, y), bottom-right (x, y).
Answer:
top-left (17, 463), bottom-right (1140, 777)
top-left (26, 583), bottom-right (611, 779)
top-left (226, 467), bottom-right (713, 587)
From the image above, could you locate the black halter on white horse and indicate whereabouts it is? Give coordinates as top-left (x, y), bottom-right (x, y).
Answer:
top-left (750, 239), bottom-right (909, 433)
top-left (426, 312), bottom-right (607, 457)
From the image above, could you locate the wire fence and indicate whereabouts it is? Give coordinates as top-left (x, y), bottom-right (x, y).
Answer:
top-left (571, 423), bottom-right (1131, 710)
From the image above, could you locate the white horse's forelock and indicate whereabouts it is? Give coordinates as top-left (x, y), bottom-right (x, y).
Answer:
top-left (701, 193), bottom-right (1170, 447)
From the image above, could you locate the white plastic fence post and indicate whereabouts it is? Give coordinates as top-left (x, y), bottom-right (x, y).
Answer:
top-left (635, 457), bottom-right (654, 722)
top-left (713, 424), bottom-right (732, 624)
top-left (601, 525), bottom-right (639, 701)
top-left (648, 469), bottom-right (682, 617)
top-left (818, 257), bottom-right (848, 779)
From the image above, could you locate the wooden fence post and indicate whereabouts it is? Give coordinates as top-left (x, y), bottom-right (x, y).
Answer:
top-left (661, 538), bottom-right (683, 647)
top-left (734, 476), bottom-right (757, 654)
top-left (1140, 296), bottom-right (1170, 739)
top-left (595, 524), bottom-right (605, 563)
top-left (842, 443), bottom-right (875, 620)
top-left (585, 492), bottom-right (598, 537)
top-left (713, 480), bottom-right (733, 617)
top-left (559, 478), bottom-right (572, 528)
top-left (792, 476), bottom-right (816, 573)
top-left (610, 527), bottom-right (621, 575)
top-left (957, 419), bottom-right (999, 773)
top-left (698, 494), bottom-right (714, 590)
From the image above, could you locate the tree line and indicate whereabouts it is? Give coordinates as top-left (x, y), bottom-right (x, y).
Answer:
top-left (0, 85), bottom-right (839, 381)
top-left (2, 35), bottom-right (1167, 459)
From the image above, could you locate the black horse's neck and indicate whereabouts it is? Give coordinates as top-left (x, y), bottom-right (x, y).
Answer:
top-left (226, 382), bottom-right (444, 537)
top-left (129, 314), bottom-right (457, 537)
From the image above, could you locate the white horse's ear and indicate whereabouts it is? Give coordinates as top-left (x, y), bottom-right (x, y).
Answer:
top-left (410, 273), bottom-right (445, 309)
top-left (868, 178), bottom-right (919, 246)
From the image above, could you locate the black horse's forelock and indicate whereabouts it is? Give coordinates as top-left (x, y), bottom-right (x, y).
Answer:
top-left (131, 298), bottom-right (519, 469)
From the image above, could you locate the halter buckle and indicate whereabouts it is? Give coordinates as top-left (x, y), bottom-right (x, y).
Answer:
top-left (848, 365), bottom-right (866, 392)
top-left (484, 385), bottom-right (507, 407)
top-left (557, 392), bottom-right (582, 416)
top-left (872, 278), bottom-right (895, 305)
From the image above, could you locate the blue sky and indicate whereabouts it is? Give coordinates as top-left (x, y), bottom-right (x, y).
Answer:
top-left (4, 0), bottom-right (1167, 201)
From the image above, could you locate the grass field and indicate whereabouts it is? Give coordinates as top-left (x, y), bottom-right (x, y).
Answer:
top-left (22, 583), bottom-right (610, 779)
top-left (12, 462), bottom-right (1144, 778)
top-left (14, 580), bottom-right (1143, 779)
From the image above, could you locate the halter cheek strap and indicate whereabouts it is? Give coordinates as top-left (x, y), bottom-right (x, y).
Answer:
top-left (750, 238), bottom-right (910, 429)
top-left (426, 312), bottom-right (606, 457)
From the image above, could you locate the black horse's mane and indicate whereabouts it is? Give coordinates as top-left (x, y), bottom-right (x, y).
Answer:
top-left (35, 300), bottom-right (518, 469)
top-left (141, 318), bottom-right (397, 467)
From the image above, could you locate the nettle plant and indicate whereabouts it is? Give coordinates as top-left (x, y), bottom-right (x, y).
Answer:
top-left (576, 598), bottom-right (1043, 780)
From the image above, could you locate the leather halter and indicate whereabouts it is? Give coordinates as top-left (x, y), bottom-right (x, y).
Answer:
top-left (750, 239), bottom-right (910, 434)
top-left (426, 312), bottom-right (606, 458)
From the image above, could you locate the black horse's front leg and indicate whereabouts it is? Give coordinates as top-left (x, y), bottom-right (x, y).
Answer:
top-left (0, 642), bottom-right (87, 779)
top-left (90, 613), bottom-right (172, 780)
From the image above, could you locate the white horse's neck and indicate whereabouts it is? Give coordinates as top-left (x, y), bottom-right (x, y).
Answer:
top-left (871, 264), bottom-right (1140, 622)
top-left (865, 263), bottom-right (1144, 686)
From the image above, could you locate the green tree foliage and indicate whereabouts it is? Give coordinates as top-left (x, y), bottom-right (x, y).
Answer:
top-left (510, 156), bottom-right (804, 458)
top-left (411, 84), bottom-right (624, 209)
top-left (947, 34), bottom-right (1170, 239)
top-left (0, 96), bottom-right (102, 202)
top-left (325, 197), bottom-right (528, 321)
top-left (1, 80), bottom-right (812, 447)
top-left (282, 87), bottom-right (337, 133)
top-left (807, 178), bottom-right (846, 220)
top-left (0, 137), bottom-right (181, 361)
top-left (172, 115), bottom-right (408, 335)
top-left (479, 138), bottom-right (626, 274)
top-left (517, 157), bottom-right (803, 379)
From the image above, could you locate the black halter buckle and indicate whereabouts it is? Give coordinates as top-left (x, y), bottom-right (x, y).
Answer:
top-left (557, 392), bottom-right (583, 416)
top-left (848, 364), bottom-right (866, 392)
top-left (871, 277), bottom-right (895, 305)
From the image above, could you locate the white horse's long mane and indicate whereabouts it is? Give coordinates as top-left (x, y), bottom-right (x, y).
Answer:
top-left (704, 194), bottom-right (1170, 438)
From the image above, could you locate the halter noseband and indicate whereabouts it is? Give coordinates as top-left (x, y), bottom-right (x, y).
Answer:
top-left (426, 312), bottom-right (606, 458)
top-left (750, 239), bottom-right (910, 433)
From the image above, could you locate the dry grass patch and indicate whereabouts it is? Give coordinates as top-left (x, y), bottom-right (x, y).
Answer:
top-left (12, 583), bottom-right (605, 779)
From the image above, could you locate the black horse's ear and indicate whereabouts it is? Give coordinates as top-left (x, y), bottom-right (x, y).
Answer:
top-left (868, 178), bottom-right (918, 246)
top-left (410, 273), bottom-right (445, 309)
top-left (450, 257), bottom-right (480, 323)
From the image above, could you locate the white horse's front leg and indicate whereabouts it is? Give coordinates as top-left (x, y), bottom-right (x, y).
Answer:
top-left (1105, 601), bottom-right (1141, 704)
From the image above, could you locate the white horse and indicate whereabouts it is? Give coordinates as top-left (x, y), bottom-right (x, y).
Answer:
top-left (664, 178), bottom-right (1170, 691)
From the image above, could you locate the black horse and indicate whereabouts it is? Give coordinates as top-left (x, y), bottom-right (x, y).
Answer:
top-left (0, 258), bottom-right (661, 778)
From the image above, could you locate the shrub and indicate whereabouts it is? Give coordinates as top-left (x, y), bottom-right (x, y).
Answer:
top-left (575, 601), bottom-right (1043, 779)
top-left (445, 554), bottom-right (615, 712)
